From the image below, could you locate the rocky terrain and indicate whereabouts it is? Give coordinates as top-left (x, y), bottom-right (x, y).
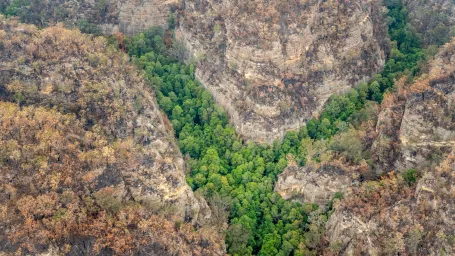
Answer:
top-left (0, 16), bottom-right (223, 255)
top-left (325, 151), bottom-right (455, 255)
top-left (405, 0), bottom-right (455, 46)
top-left (3, 0), bottom-right (454, 143)
top-left (275, 164), bottom-right (357, 209)
top-left (323, 38), bottom-right (455, 255)
top-left (372, 38), bottom-right (455, 174)
top-left (176, 0), bottom-right (389, 142)
top-left (0, 0), bottom-right (177, 34)
top-left (2, 0), bottom-right (455, 255)
top-left (272, 30), bottom-right (455, 255)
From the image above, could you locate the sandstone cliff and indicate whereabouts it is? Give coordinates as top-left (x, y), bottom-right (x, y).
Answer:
top-left (275, 164), bottom-right (357, 209)
top-left (177, 0), bottom-right (388, 142)
top-left (0, 17), bottom-right (222, 255)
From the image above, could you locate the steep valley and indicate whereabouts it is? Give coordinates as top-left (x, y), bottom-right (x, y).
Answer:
top-left (1, 0), bottom-right (455, 255)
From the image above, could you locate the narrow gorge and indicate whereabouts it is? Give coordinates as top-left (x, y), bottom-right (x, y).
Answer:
top-left (1, 0), bottom-right (455, 255)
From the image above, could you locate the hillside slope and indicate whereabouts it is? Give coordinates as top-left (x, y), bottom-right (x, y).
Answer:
top-left (2, 0), bottom-right (455, 255)
top-left (0, 0), bottom-right (176, 34)
top-left (372, 37), bottom-right (455, 174)
top-left (405, 0), bottom-right (455, 46)
top-left (0, 16), bottom-right (223, 255)
top-left (324, 38), bottom-right (455, 255)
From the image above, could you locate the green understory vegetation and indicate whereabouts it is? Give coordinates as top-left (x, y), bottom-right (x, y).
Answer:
top-left (120, 1), bottom-right (428, 255)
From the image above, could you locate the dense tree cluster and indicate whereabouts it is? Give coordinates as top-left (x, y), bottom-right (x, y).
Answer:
top-left (125, 27), bottom-right (328, 255)
top-left (405, 0), bottom-right (455, 47)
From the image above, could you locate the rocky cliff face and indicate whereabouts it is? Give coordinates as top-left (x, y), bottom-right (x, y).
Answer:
top-left (0, 17), bottom-right (222, 255)
top-left (275, 164), bottom-right (357, 209)
top-left (177, 0), bottom-right (388, 142)
top-left (326, 151), bottom-right (455, 255)
top-left (93, 0), bottom-right (178, 34)
top-left (324, 39), bottom-right (455, 255)
top-left (372, 39), bottom-right (455, 174)
top-left (115, 0), bottom-right (177, 34)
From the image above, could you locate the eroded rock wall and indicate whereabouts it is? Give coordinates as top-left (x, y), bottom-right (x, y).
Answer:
top-left (324, 38), bottom-right (455, 256)
top-left (372, 39), bottom-right (455, 174)
top-left (177, 0), bottom-right (388, 142)
top-left (102, 0), bottom-right (178, 34)
top-left (274, 164), bottom-right (357, 209)
top-left (326, 150), bottom-right (455, 255)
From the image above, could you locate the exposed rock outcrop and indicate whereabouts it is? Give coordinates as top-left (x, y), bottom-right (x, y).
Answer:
top-left (326, 151), bottom-right (455, 255)
top-left (324, 38), bottom-right (455, 256)
top-left (113, 0), bottom-right (177, 34)
top-left (0, 17), bottom-right (222, 255)
top-left (372, 39), bottom-right (455, 174)
top-left (275, 164), bottom-right (357, 209)
top-left (177, 0), bottom-right (388, 142)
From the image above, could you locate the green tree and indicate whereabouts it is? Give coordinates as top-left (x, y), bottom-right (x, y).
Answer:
top-left (226, 223), bottom-right (253, 255)
top-left (329, 129), bottom-right (363, 164)
top-left (159, 96), bottom-right (173, 113)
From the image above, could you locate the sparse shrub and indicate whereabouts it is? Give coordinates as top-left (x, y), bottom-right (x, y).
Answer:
top-left (329, 129), bottom-right (363, 164)
top-left (76, 19), bottom-right (102, 36)
top-left (402, 168), bottom-right (417, 185)
top-left (94, 188), bottom-right (122, 214)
